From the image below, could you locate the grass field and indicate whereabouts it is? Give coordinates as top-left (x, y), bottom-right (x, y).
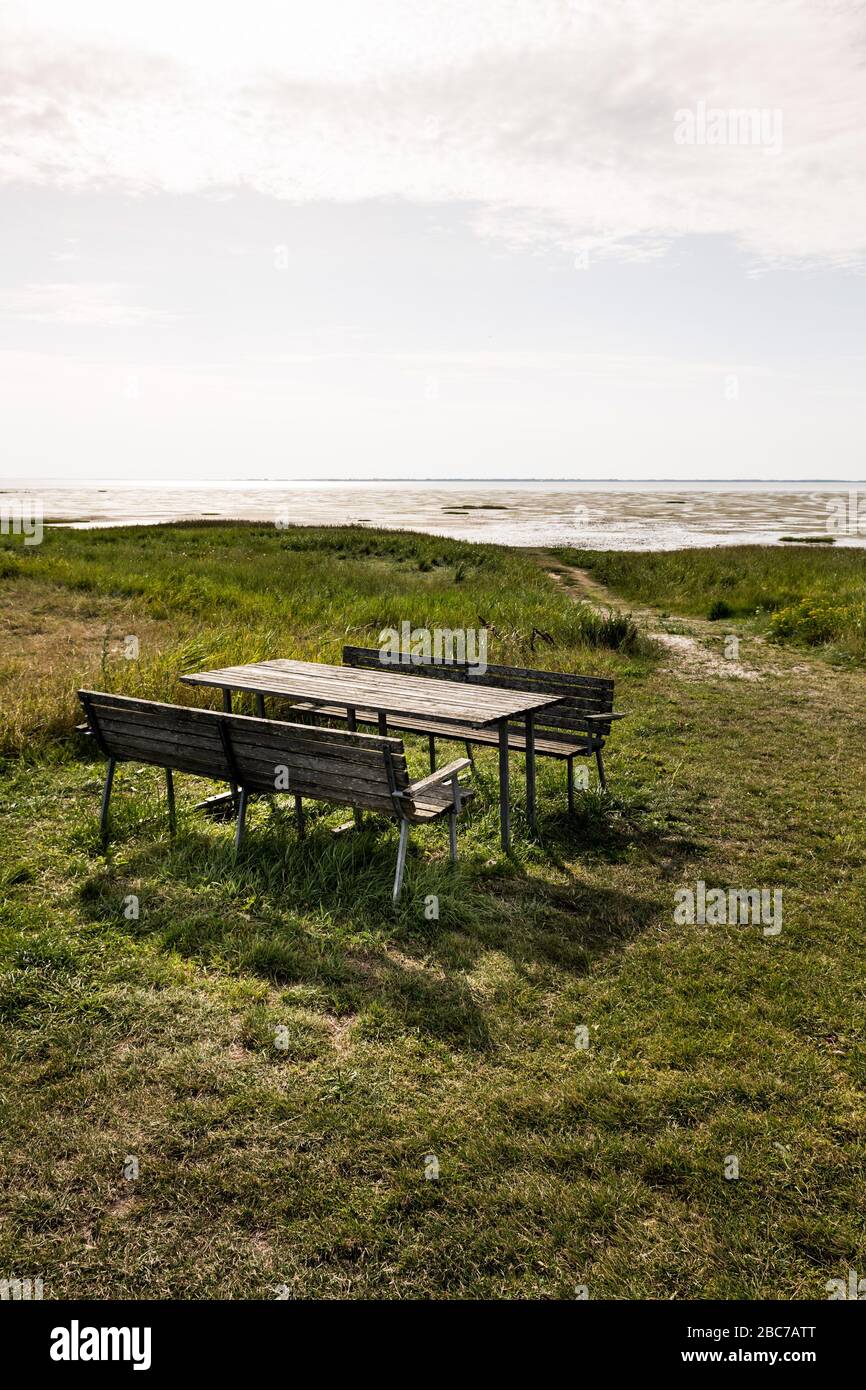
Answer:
top-left (1, 525), bottom-right (864, 1299)
top-left (0, 523), bottom-right (637, 758)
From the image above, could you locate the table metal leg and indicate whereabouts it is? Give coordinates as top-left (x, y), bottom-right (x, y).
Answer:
top-left (378, 712), bottom-right (388, 736)
top-left (525, 711), bottom-right (536, 835)
top-left (255, 693), bottom-right (265, 719)
top-left (498, 718), bottom-right (510, 853)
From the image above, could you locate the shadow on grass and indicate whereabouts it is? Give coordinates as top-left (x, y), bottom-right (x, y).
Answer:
top-left (72, 756), bottom-right (679, 1049)
top-left (537, 784), bottom-right (701, 875)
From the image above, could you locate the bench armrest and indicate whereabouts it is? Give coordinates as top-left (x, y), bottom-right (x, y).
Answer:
top-left (406, 758), bottom-right (471, 798)
top-left (582, 711), bottom-right (625, 721)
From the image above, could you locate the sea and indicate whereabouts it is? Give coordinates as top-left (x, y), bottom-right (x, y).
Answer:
top-left (2, 479), bottom-right (865, 550)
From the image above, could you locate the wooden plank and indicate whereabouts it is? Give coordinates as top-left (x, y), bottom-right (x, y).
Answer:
top-left (89, 704), bottom-right (410, 807)
top-left (92, 715), bottom-right (224, 745)
top-left (230, 735), bottom-right (405, 777)
top-left (296, 700), bottom-right (604, 739)
top-left (94, 746), bottom-right (227, 777)
top-left (80, 690), bottom-right (406, 750)
top-left (286, 707), bottom-right (590, 755)
top-left (81, 691), bottom-right (231, 724)
top-left (89, 723), bottom-right (226, 760)
top-left (343, 648), bottom-right (614, 694)
top-left (85, 707), bottom-right (226, 739)
top-left (221, 726), bottom-right (407, 770)
top-left (100, 742), bottom-right (400, 814)
top-left (225, 758), bottom-right (399, 801)
top-left (180, 661), bottom-right (543, 713)
top-left (97, 730), bottom-right (403, 798)
top-left (88, 703), bottom-right (409, 770)
top-left (179, 660), bottom-right (562, 726)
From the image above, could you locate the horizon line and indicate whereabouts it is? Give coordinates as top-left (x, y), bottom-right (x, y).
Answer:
top-left (5, 477), bottom-right (866, 487)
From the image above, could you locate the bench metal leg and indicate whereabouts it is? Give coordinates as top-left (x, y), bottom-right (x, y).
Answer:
top-left (165, 767), bottom-right (176, 836)
top-left (234, 787), bottom-right (248, 852)
top-left (294, 793), bottom-right (305, 837)
top-left (449, 772), bottom-right (461, 863)
top-left (347, 708), bottom-right (363, 828)
top-left (567, 757), bottom-right (575, 816)
top-left (99, 757), bottom-right (116, 842)
top-left (392, 820), bottom-right (410, 902)
top-left (498, 718), bottom-right (510, 853)
top-left (428, 734), bottom-right (436, 772)
top-left (525, 711), bottom-right (537, 835)
top-left (595, 747), bottom-right (607, 791)
top-left (255, 693), bottom-right (265, 719)
top-left (222, 690), bottom-right (240, 807)
top-left (464, 740), bottom-right (475, 768)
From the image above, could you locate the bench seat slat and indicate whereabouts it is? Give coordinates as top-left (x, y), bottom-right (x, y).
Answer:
top-left (289, 703), bottom-right (595, 759)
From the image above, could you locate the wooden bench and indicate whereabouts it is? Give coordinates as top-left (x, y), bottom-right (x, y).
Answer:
top-left (78, 690), bottom-right (473, 901)
top-left (288, 646), bottom-right (622, 808)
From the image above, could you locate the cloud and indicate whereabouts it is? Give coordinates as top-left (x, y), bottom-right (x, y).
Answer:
top-left (0, 282), bottom-right (177, 325)
top-left (1, 0), bottom-right (865, 266)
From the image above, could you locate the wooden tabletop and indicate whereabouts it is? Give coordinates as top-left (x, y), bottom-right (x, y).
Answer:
top-left (180, 659), bottom-right (562, 729)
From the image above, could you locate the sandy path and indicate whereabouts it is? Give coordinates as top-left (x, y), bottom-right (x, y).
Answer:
top-left (536, 554), bottom-right (766, 681)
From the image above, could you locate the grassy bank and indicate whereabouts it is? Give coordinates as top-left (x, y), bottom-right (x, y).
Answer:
top-left (559, 545), bottom-right (866, 662)
top-left (1, 525), bottom-right (864, 1299)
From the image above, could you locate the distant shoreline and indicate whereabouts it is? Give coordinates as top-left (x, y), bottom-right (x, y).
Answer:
top-left (4, 481), bottom-right (865, 551)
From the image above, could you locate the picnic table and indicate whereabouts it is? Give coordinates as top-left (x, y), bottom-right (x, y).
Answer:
top-left (179, 659), bottom-right (564, 849)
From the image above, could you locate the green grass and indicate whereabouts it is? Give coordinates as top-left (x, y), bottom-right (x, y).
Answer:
top-left (0, 523), bottom-right (640, 757)
top-left (559, 545), bottom-right (866, 661)
top-left (1, 524), bottom-right (864, 1299)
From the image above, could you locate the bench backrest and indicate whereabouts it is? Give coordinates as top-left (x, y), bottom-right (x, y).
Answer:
top-left (78, 691), bottom-right (413, 815)
top-left (342, 646), bottom-right (615, 738)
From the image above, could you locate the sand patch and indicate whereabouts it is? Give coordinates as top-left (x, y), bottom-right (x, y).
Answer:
top-left (653, 632), bottom-right (762, 681)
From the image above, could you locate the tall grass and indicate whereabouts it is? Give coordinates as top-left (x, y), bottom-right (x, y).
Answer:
top-left (560, 545), bottom-right (866, 660)
top-left (0, 524), bottom-right (643, 756)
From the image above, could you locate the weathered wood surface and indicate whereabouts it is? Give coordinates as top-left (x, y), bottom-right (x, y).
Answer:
top-left (179, 658), bottom-right (561, 728)
top-left (342, 646), bottom-right (617, 731)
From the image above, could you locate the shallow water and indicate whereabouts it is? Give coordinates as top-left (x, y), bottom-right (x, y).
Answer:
top-left (3, 479), bottom-right (865, 550)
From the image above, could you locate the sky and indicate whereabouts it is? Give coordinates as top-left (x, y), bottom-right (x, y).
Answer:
top-left (1, 0), bottom-right (865, 483)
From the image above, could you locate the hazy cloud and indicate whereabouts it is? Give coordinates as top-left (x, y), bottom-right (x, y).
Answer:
top-left (1, 0), bottom-right (864, 266)
top-left (0, 282), bottom-right (178, 325)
